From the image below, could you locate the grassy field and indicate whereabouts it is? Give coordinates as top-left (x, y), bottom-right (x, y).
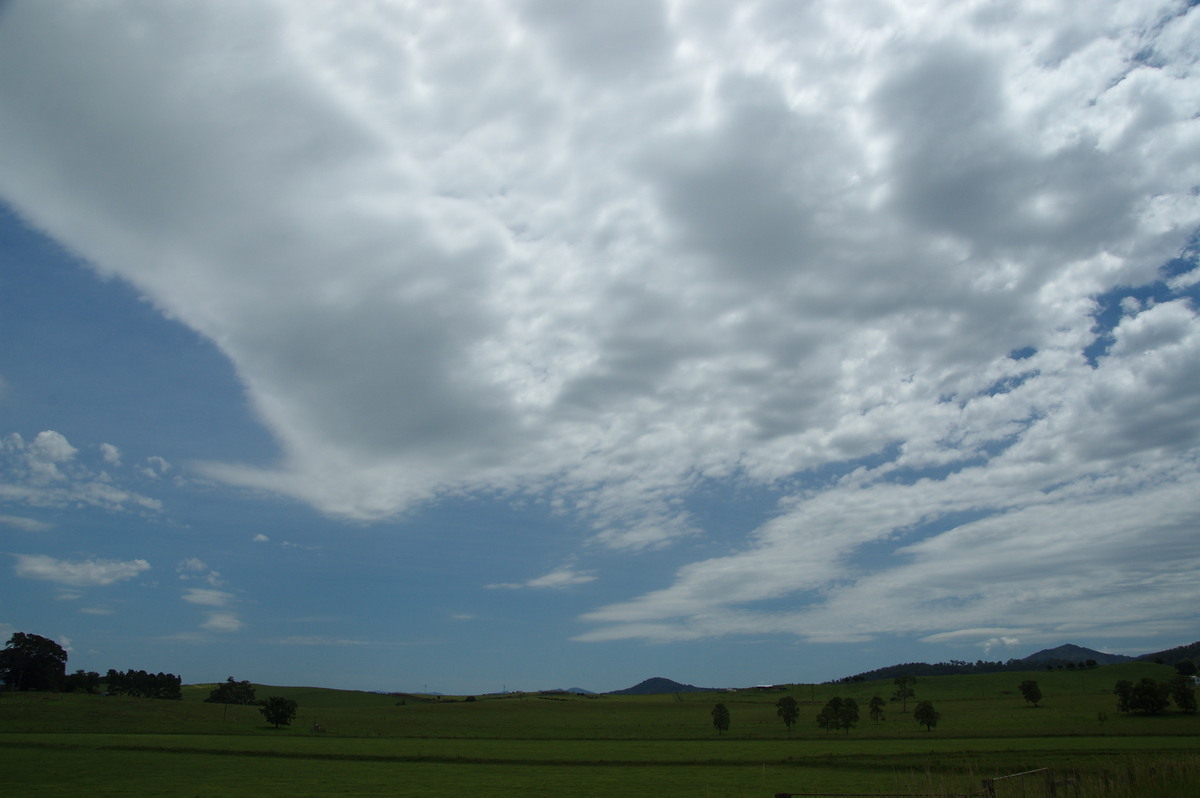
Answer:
top-left (2, 661), bottom-right (1197, 796)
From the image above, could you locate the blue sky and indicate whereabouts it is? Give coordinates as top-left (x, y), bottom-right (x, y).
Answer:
top-left (2, 0), bottom-right (1199, 694)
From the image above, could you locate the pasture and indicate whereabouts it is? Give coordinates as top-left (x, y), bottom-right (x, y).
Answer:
top-left (2, 661), bottom-right (1197, 796)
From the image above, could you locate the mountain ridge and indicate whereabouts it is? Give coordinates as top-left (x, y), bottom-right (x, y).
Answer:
top-left (836, 640), bottom-right (1197, 683)
top-left (606, 676), bottom-right (716, 695)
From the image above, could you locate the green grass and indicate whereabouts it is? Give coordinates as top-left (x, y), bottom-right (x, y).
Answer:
top-left (3, 662), bottom-right (1198, 796)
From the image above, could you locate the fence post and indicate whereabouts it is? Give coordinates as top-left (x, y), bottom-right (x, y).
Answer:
top-left (981, 777), bottom-right (996, 797)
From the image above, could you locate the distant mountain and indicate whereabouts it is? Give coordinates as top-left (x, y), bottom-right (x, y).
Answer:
top-left (1136, 640), bottom-right (1200, 665)
top-left (607, 677), bottom-right (714, 695)
top-left (564, 687), bottom-right (594, 695)
top-left (1022, 644), bottom-right (1132, 665)
top-left (838, 641), bottom-right (1199, 684)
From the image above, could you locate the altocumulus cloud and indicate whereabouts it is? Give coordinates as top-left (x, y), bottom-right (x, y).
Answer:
top-left (0, 1), bottom-right (1199, 650)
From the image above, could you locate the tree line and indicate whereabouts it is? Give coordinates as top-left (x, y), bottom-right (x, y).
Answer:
top-left (1, 631), bottom-right (303, 729)
top-left (0, 631), bottom-right (183, 700)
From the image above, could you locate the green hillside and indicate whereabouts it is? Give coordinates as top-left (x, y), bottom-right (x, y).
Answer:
top-left (3, 662), bottom-right (1198, 796)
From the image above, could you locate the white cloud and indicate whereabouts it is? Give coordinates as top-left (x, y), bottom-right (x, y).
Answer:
top-left (0, 514), bottom-right (52, 532)
top-left (182, 588), bottom-right (234, 607)
top-left (177, 557), bottom-right (224, 586)
top-left (200, 612), bottom-right (243, 632)
top-left (140, 456), bottom-right (171, 479)
top-left (252, 534), bottom-right (270, 543)
top-left (0, 1), bottom-right (1198, 650)
top-left (1, 430), bottom-right (164, 512)
top-left (488, 565), bottom-right (596, 590)
top-left (99, 443), bottom-right (122, 466)
top-left (13, 554), bottom-right (151, 587)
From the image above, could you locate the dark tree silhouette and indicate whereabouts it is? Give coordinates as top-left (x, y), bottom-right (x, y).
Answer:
top-left (0, 632), bottom-right (68, 691)
top-left (206, 677), bottom-right (257, 705)
top-left (1128, 677), bottom-right (1171, 715)
top-left (1170, 676), bottom-right (1197, 714)
top-left (868, 695), bottom-right (886, 724)
top-left (260, 696), bottom-right (298, 728)
top-left (1019, 679), bottom-right (1042, 707)
top-left (893, 674), bottom-right (916, 712)
top-left (776, 695), bottom-right (799, 731)
top-left (817, 696), bottom-right (859, 734)
top-left (711, 702), bottom-right (730, 735)
top-left (913, 700), bottom-right (940, 731)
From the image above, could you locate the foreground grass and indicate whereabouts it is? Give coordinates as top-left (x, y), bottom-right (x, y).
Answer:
top-left (2, 662), bottom-right (1197, 796)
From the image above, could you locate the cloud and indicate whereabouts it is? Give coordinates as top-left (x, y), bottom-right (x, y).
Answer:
top-left (99, 443), bottom-right (122, 466)
top-left (1, 430), bottom-right (164, 512)
top-left (0, 514), bottom-right (51, 532)
top-left (0, 1), bottom-right (1198, 649)
top-left (252, 534), bottom-right (270, 543)
top-left (13, 554), bottom-right (151, 587)
top-left (179, 563), bottom-right (239, 630)
top-left (488, 565), bottom-right (596, 590)
top-left (182, 588), bottom-right (234, 607)
top-left (200, 612), bottom-right (243, 632)
top-left (177, 558), bottom-right (224, 586)
top-left (141, 456), bottom-right (171, 479)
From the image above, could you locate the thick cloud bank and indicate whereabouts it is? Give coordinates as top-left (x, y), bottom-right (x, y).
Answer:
top-left (1, 1), bottom-right (1198, 648)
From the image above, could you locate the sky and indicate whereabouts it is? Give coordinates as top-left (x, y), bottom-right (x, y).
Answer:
top-left (1, 0), bottom-right (1199, 695)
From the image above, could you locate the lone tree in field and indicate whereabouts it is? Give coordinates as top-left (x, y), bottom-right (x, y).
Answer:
top-left (0, 632), bottom-right (68, 691)
top-left (1019, 679), bottom-right (1042, 707)
top-left (711, 702), bottom-right (730, 735)
top-left (260, 696), bottom-right (298, 729)
top-left (868, 695), bottom-right (886, 724)
top-left (893, 674), bottom-right (916, 712)
top-left (913, 700), bottom-right (940, 731)
top-left (776, 695), bottom-right (799, 731)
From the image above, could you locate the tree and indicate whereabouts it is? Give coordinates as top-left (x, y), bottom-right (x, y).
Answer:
top-left (260, 696), bottom-right (298, 729)
top-left (1175, 660), bottom-right (1197, 677)
top-left (1019, 679), bottom-right (1042, 707)
top-left (776, 695), bottom-right (799, 731)
top-left (105, 669), bottom-right (182, 700)
top-left (1128, 677), bottom-right (1171, 715)
top-left (816, 696), bottom-right (859, 734)
top-left (817, 698), bottom-right (841, 734)
top-left (206, 676), bottom-right (257, 705)
top-left (0, 632), bottom-right (68, 691)
top-left (838, 697), bottom-right (860, 734)
top-left (1114, 679), bottom-right (1134, 713)
top-left (869, 695), bottom-right (886, 724)
top-left (64, 669), bottom-right (102, 694)
top-left (711, 702), bottom-right (730, 735)
top-left (913, 700), bottom-right (940, 731)
top-left (893, 674), bottom-right (917, 712)
top-left (1170, 676), bottom-right (1197, 714)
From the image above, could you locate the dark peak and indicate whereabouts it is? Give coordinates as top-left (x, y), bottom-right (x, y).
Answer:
top-left (607, 676), bottom-right (713, 695)
top-left (1022, 644), bottom-right (1131, 664)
